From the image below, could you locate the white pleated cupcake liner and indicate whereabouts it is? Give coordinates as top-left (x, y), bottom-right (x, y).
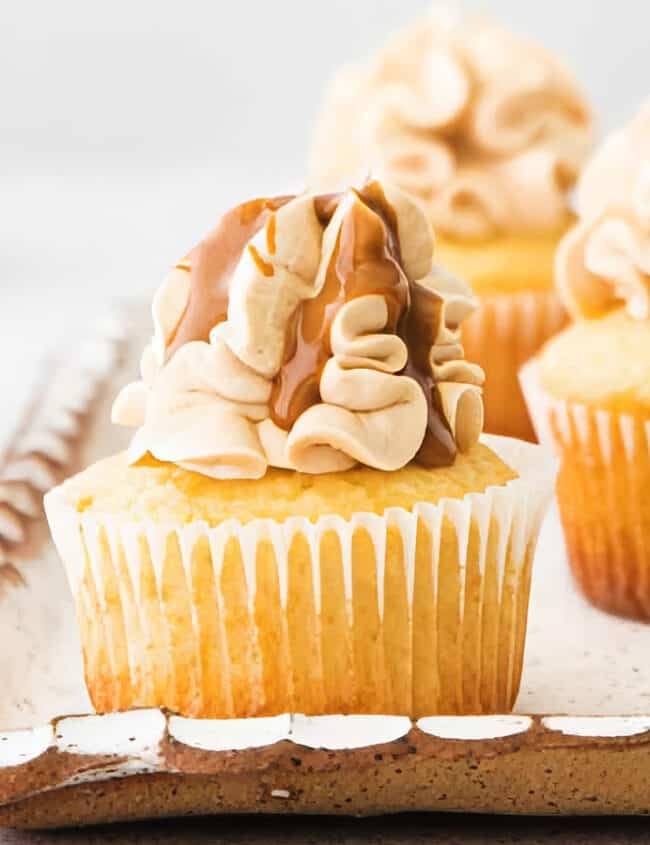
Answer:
top-left (520, 359), bottom-right (650, 619)
top-left (46, 435), bottom-right (555, 617)
top-left (45, 434), bottom-right (557, 716)
top-left (520, 360), bottom-right (650, 464)
top-left (463, 289), bottom-right (567, 438)
top-left (468, 289), bottom-right (566, 345)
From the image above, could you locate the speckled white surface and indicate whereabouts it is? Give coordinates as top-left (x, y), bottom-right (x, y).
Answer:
top-left (517, 504), bottom-right (650, 716)
top-left (55, 709), bottom-right (165, 759)
top-left (0, 725), bottom-right (53, 769)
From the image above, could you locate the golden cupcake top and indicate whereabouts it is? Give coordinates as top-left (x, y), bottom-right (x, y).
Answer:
top-left (309, 5), bottom-right (592, 241)
top-left (72, 445), bottom-right (516, 524)
top-left (556, 101), bottom-right (650, 321)
top-left (113, 179), bottom-right (485, 479)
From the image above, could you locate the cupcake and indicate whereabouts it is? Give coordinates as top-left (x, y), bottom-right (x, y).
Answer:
top-left (309, 7), bottom-right (592, 440)
top-left (46, 178), bottom-right (554, 719)
top-left (522, 102), bottom-right (650, 620)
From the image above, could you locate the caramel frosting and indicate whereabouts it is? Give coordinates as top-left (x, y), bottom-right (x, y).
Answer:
top-left (113, 179), bottom-right (484, 479)
top-left (556, 102), bottom-right (650, 320)
top-left (309, 7), bottom-right (592, 240)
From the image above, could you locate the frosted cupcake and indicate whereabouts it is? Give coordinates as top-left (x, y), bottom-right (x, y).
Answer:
top-left (309, 7), bottom-right (592, 439)
top-left (46, 179), bottom-right (554, 718)
top-left (522, 103), bottom-right (650, 619)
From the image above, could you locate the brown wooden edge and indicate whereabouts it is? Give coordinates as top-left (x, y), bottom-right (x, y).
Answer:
top-left (1, 714), bottom-right (650, 827)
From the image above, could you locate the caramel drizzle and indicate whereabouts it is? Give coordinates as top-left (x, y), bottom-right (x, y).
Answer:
top-left (270, 182), bottom-right (409, 430)
top-left (165, 183), bottom-right (456, 467)
top-left (400, 280), bottom-right (457, 467)
top-left (361, 182), bottom-right (456, 466)
top-left (273, 181), bottom-right (455, 466)
top-left (167, 195), bottom-right (293, 357)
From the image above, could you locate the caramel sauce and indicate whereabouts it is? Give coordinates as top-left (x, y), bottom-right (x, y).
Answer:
top-left (165, 183), bottom-right (457, 468)
top-left (356, 181), bottom-right (455, 466)
top-left (266, 213), bottom-right (277, 256)
top-left (248, 244), bottom-right (274, 277)
top-left (313, 192), bottom-right (342, 225)
top-left (399, 281), bottom-right (456, 466)
top-left (166, 195), bottom-right (293, 356)
top-left (270, 186), bottom-right (409, 429)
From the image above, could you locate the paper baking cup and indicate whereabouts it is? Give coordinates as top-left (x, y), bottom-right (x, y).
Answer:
top-left (463, 290), bottom-right (567, 442)
top-left (521, 360), bottom-right (650, 620)
top-left (45, 435), bottom-right (555, 719)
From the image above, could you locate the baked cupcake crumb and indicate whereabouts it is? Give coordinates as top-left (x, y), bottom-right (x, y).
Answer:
top-left (73, 443), bottom-right (518, 525)
top-left (539, 309), bottom-right (650, 412)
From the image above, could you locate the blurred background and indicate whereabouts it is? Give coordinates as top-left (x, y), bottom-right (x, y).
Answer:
top-left (2, 0), bottom-right (648, 406)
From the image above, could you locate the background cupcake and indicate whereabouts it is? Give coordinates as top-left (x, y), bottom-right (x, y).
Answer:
top-left (309, 6), bottom-right (593, 440)
top-left (46, 179), bottom-right (554, 719)
top-left (522, 102), bottom-right (650, 620)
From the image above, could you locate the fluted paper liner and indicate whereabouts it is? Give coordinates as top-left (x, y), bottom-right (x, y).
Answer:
top-left (464, 290), bottom-right (567, 441)
top-left (521, 360), bottom-right (650, 620)
top-left (45, 434), bottom-right (555, 719)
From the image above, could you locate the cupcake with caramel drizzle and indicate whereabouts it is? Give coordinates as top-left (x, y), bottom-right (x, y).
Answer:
top-left (116, 180), bottom-right (483, 476)
top-left (45, 177), bottom-right (554, 719)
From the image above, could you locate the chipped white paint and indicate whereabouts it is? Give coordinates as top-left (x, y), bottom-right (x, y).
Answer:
top-left (55, 709), bottom-right (165, 765)
top-left (169, 714), bottom-right (291, 752)
top-left (290, 714), bottom-right (411, 750)
top-left (271, 789), bottom-right (291, 799)
top-left (59, 758), bottom-right (161, 787)
top-left (7, 708), bottom-right (650, 788)
top-left (0, 724), bottom-right (53, 768)
top-left (417, 715), bottom-right (533, 740)
top-left (543, 716), bottom-right (650, 738)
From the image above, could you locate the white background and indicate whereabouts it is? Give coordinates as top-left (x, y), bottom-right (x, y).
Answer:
top-left (2, 0), bottom-right (648, 431)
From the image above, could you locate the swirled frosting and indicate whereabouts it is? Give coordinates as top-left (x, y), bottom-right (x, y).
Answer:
top-left (309, 7), bottom-right (592, 240)
top-left (113, 179), bottom-right (485, 479)
top-left (556, 101), bottom-right (650, 320)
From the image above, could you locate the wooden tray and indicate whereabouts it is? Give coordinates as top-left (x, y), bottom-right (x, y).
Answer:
top-left (1, 302), bottom-right (650, 829)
